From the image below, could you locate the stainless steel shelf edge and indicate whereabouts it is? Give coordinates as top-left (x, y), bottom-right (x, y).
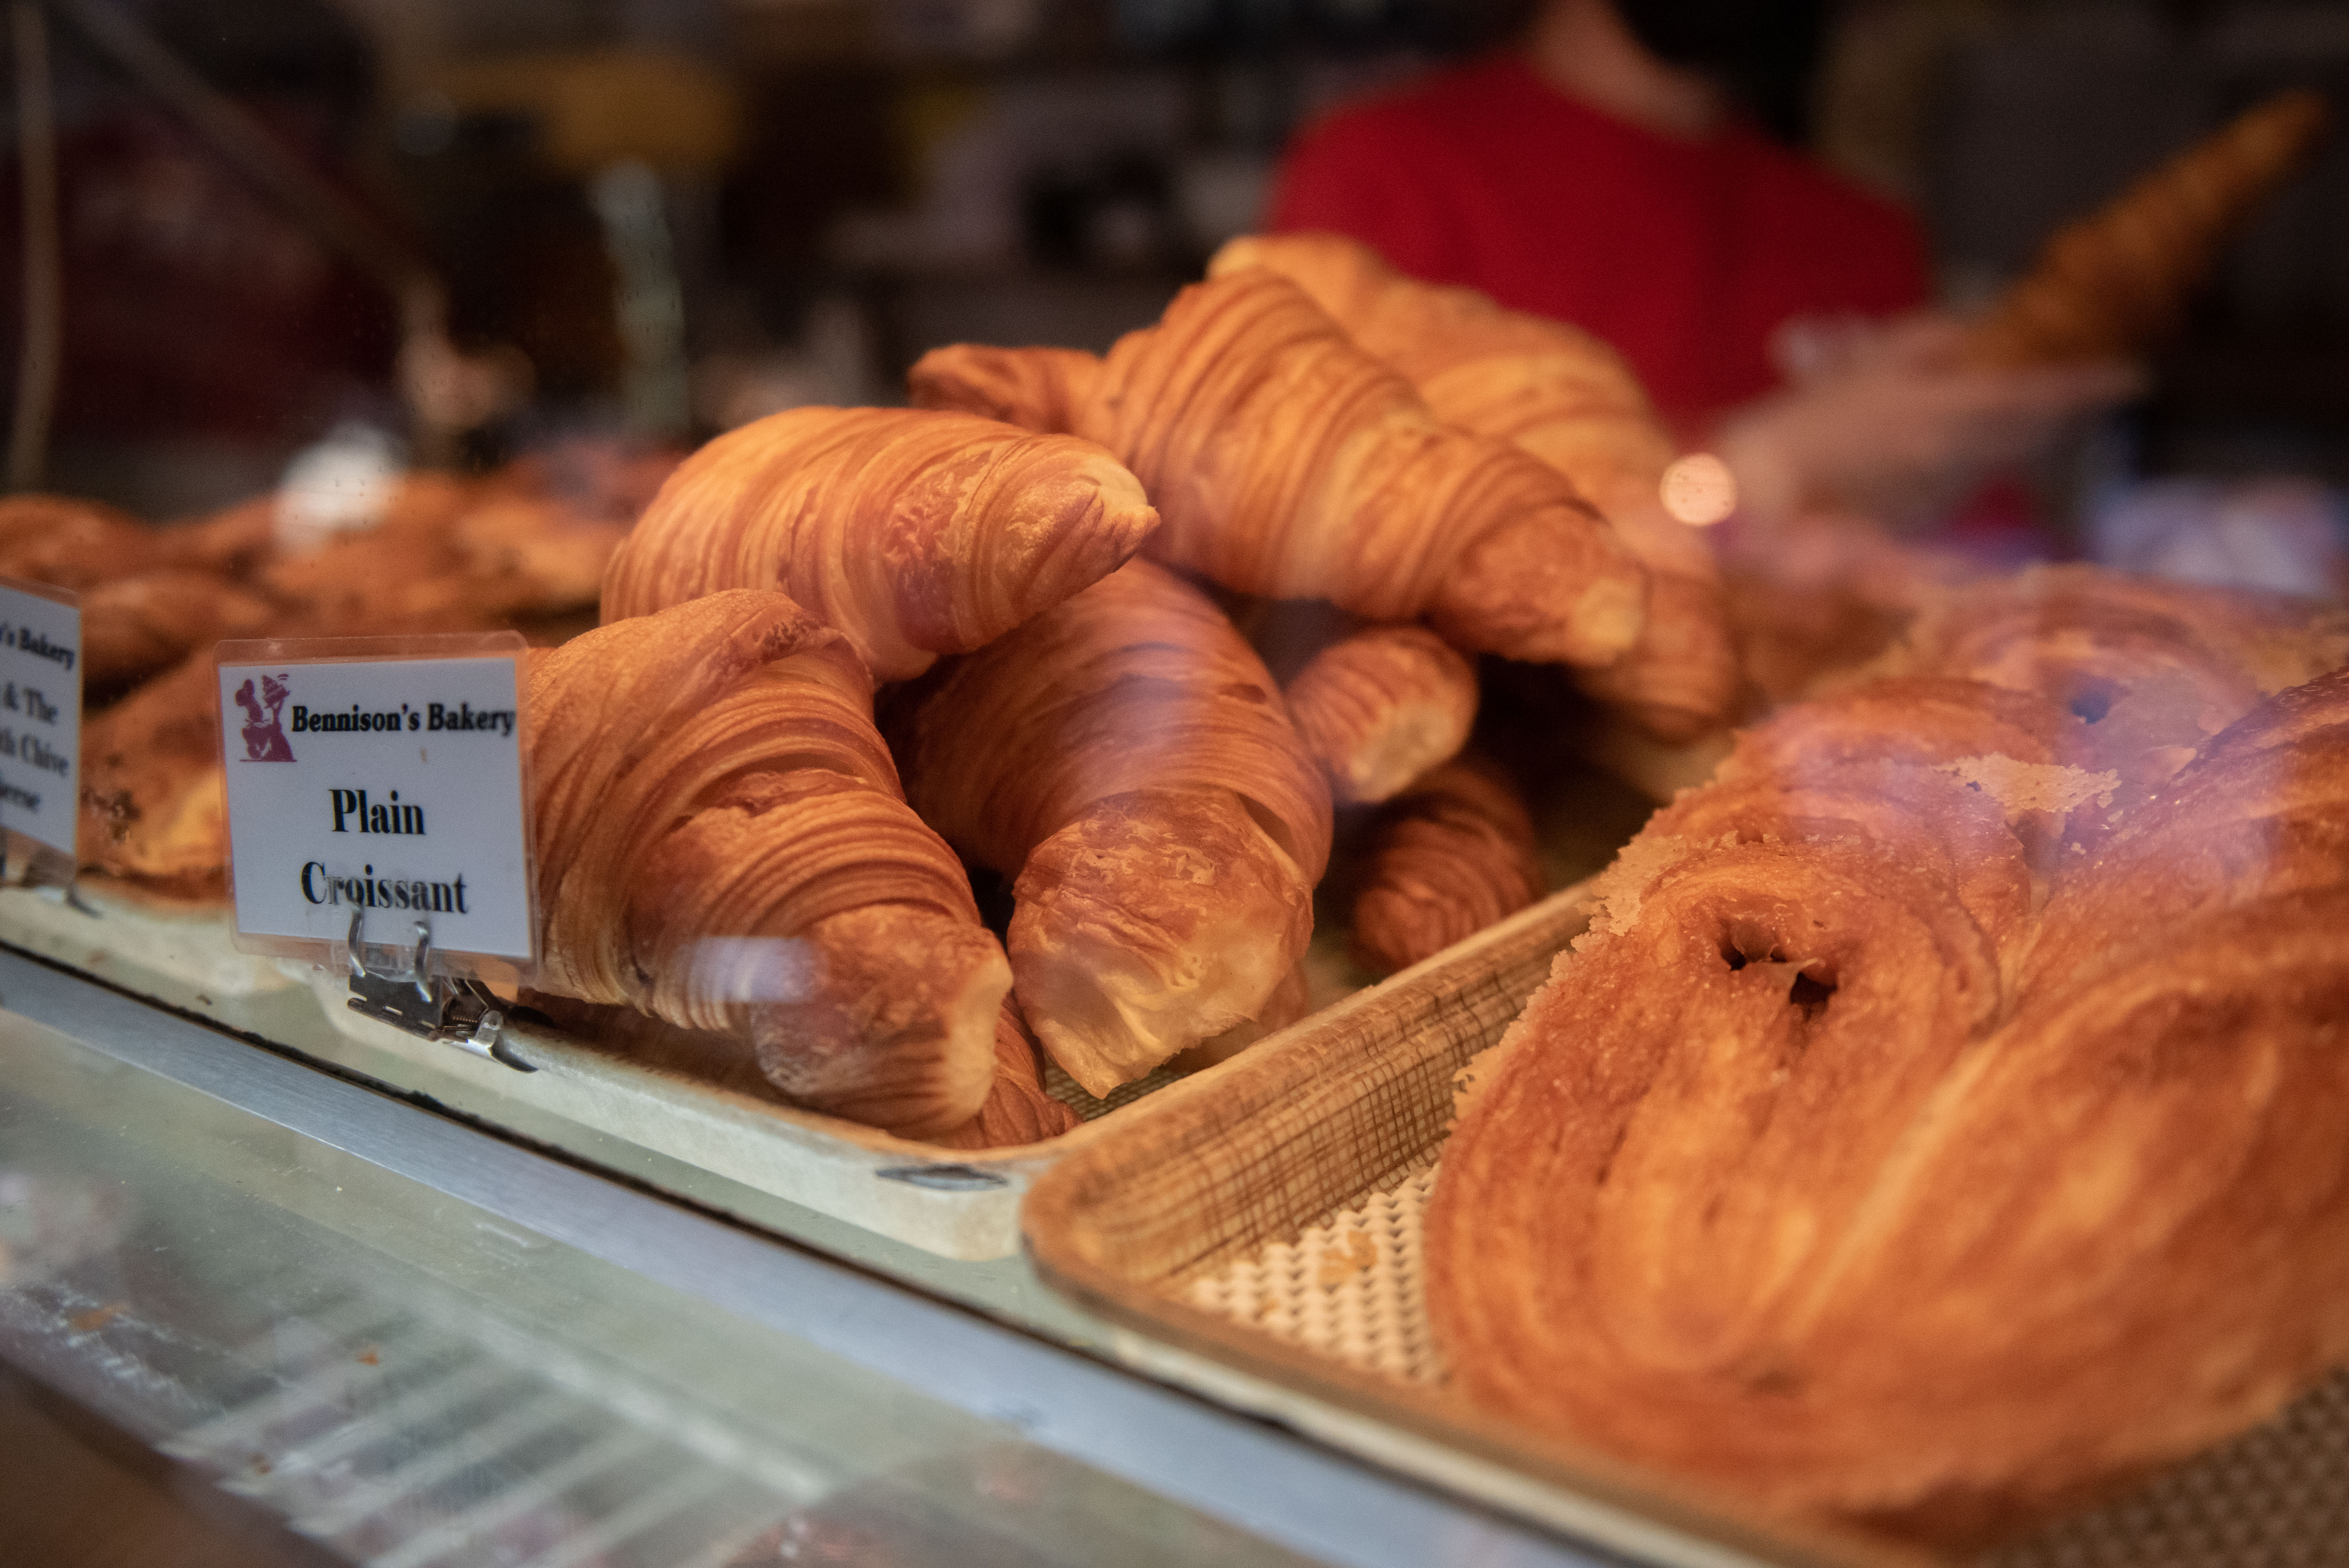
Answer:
top-left (0, 948), bottom-right (1619, 1568)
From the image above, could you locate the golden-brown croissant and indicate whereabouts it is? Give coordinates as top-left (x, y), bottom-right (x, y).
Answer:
top-left (904, 344), bottom-right (1099, 437)
top-left (914, 272), bottom-right (1648, 669)
top-left (1965, 89), bottom-right (2331, 367)
top-left (1350, 756), bottom-right (1543, 976)
top-left (522, 985), bottom-right (1081, 1149)
top-left (929, 997), bottom-right (1086, 1150)
top-left (1567, 502), bottom-right (1741, 741)
top-left (889, 559), bottom-right (1331, 1095)
top-left (1208, 232), bottom-right (1674, 524)
top-left (601, 405), bottom-right (1159, 681)
top-left (1283, 623), bottom-right (1477, 806)
top-left (1167, 960), bottom-right (1313, 1072)
top-left (528, 589), bottom-right (1011, 1136)
top-left (1209, 233), bottom-right (1737, 738)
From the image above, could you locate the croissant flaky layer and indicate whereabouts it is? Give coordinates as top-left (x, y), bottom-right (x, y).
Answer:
top-left (1208, 232), bottom-right (1676, 525)
top-left (1210, 233), bottom-right (1737, 738)
top-left (906, 344), bottom-right (1098, 437)
top-left (1349, 757), bottom-right (1543, 976)
top-left (893, 559), bottom-right (1330, 1094)
top-left (1429, 643), bottom-right (2349, 1547)
top-left (529, 589), bottom-right (1009, 1136)
top-left (1283, 623), bottom-right (1477, 805)
top-left (602, 405), bottom-right (1158, 680)
top-left (929, 997), bottom-right (1085, 1150)
top-left (913, 273), bottom-right (1649, 668)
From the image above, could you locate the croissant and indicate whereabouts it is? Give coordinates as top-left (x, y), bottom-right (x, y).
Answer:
top-left (1430, 647), bottom-right (2349, 1546)
top-left (1208, 232), bottom-right (1675, 524)
top-left (601, 406), bottom-right (1159, 681)
top-left (930, 997), bottom-right (1086, 1150)
top-left (1210, 233), bottom-right (1736, 738)
top-left (904, 344), bottom-right (1099, 437)
top-left (914, 271), bottom-right (1648, 668)
top-left (1567, 504), bottom-right (1741, 741)
top-left (1283, 624), bottom-right (1478, 806)
top-left (1167, 960), bottom-right (1314, 1072)
top-left (522, 987), bottom-right (1078, 1149)
top-left (1350, 756), bottom-right (1543, 976)
top-left (1965, 89), bottom-right (2331, 367)
top-left (528, 589), bottom-right (1011, 1136)
top-left (889, 559), bottom-right (1331, 1095)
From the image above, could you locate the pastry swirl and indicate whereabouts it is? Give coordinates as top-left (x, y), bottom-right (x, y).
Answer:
top-left (1429, 637), bottom-right (2349, 1546)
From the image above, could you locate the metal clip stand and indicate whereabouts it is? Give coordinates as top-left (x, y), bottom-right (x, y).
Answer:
top-left (344, 908), bottom-right (533, 1072)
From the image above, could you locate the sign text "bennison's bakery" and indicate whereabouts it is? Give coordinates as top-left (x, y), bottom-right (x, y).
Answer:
top-left (291, 700), bottom-right (516, 738)
top-left (218, 645), bottom-right (534, 964)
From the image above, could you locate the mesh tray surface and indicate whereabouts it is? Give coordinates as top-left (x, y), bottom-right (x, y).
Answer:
top-left (1187, 1160), bottom-right (2349, 1567)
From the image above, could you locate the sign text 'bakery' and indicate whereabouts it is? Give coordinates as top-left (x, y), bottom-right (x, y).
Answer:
top-left (216, 642), bottom-right (534, 966)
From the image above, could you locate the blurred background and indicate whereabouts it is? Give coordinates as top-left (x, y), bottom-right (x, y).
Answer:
top-left (0, 0), bottom-right (2343, 560)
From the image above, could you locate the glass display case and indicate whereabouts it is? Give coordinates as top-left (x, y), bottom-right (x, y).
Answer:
top-left (0, 947), bottom-right (1631, 1568)
top-left (4, 2), bottom-right (2348, 1564)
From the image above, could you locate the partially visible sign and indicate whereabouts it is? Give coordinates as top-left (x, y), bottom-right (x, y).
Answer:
top-left (216, 635), bottom-right (534, 968)
top-left (0, 576), bottom-right (80, 863)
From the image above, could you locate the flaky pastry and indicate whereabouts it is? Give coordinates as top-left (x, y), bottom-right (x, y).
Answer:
top-left (1284, 623), bottom-right (1478, 806)
top-left (1351, 756), bottom-right (1543, 976)
top-left (914, 271), bottom-right (1648, 669)
top-left (529, 590), bottom-right (1009, 1136)
top-left (890, 559), bottom-right (1331, 1095)
top-left (602, 405), bottom-right (1158, 680)
top-left (1430, 630), bottom-right (2349, 1547)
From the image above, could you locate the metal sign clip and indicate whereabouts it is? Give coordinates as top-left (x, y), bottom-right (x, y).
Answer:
top-left (344, 909), bottom-right (533, 1072)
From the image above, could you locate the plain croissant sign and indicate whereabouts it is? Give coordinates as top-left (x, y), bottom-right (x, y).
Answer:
top-left (0, 575), bottom-right (80, 870)
top-left (216, 632), bottom-right (536, 969)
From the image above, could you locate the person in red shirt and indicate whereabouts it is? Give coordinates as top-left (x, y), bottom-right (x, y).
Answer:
top-left (1269, 0), bottom-right (2136, 529)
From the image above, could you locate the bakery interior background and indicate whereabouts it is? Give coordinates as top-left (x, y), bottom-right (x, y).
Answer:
top-left (2, 0), bottom-right (2344, 582)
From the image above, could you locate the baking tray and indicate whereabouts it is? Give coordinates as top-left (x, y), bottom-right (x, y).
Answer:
top-left (1020, 882), bottom-right (2349, 1568)
top-left (0, 884), bottom-right (1306, 1261)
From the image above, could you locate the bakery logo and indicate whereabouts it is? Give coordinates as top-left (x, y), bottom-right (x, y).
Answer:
top-left (234, 675), bottom-right (296, 762)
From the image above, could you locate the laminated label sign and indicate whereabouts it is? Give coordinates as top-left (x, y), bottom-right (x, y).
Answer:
top-left (217, 634), bottom-right (535, 968)
top-left (0, 576), bottom-right (80, 866)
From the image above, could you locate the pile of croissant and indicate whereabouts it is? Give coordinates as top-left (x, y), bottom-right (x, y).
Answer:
top-left (1429, 566), bottom-right (2349, 1547)
top-left (522, 233), bottom-right (1743, 1145)
top-left (45, 457), bottom-right (653, 902)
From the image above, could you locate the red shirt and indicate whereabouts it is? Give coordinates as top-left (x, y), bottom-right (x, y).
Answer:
top-left (1269, 55), bottom-right (1930, 429)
